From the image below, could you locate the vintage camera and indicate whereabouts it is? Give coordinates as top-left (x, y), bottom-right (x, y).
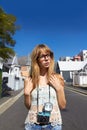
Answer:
top-left (37, 102), bottom-right (53, 124)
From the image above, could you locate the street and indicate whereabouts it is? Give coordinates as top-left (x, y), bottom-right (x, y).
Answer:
top-left (0, 87), bottom-right (87, 130)
top-left (62, 88), bottom-right (87, 130)
top-left (0, 95), bottom-right (28, 130)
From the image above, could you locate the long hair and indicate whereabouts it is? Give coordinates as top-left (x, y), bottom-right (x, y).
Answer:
top-left (30, 44), bottom-right (55, 88)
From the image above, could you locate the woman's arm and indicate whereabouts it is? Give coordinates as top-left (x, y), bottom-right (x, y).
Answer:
top-left (24, 77), bottom-right (33, 109)
top-left (24, 95), bottom-right (31, 109)
top-left (56, 85), bottom-right (66, 109)
top-left (49, 74), bottom-right (66, 109)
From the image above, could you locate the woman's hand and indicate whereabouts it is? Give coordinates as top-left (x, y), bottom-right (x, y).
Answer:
top-left (24, 77), bottom-right (33, 96)
top-left (21, 71), bottom-right (29, 78)
top-left (49, 74), bottom-right (64, 92)
top-left (24, 77), bottom-right (33, 109)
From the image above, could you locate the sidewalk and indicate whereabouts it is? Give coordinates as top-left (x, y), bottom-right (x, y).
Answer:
top-left (0, 89), bottom-right (24, 115)
top-left (0, 89), bottom-right (23, 105)
top-left (65, 83), bottom-right (87, 95)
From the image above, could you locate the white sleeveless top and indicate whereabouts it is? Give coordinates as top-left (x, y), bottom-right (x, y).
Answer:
top-left (25, 85), bottom-right (62, 126)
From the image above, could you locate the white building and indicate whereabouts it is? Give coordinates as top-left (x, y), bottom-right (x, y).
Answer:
top-left (2, 55), bottom-right (24, 91)
top-left (59, 56), bottom-right (73, 61)
top-left (78, 50), bottom-right (87, 61)
top-left (58, 61), bottom-right (83, 81)
top-left (58, 60), bottom-right (87, 87)
top-left (0, 57), bottom-right (3, 70)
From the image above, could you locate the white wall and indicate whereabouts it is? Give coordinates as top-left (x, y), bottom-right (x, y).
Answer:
top-left (0, 58), bottom-right (3, 69)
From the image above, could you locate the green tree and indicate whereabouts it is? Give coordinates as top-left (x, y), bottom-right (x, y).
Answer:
top-left (0, 7), bottom-right (19, 60)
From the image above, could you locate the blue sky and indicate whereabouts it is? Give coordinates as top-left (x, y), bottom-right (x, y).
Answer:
top-left (0, 0), bottom-right (87, 60)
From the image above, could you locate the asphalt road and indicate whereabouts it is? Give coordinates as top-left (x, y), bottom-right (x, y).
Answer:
top-left (0, 87), bottom-right (87, 130)
top-left (62, 88), bottom-right (87, 130)
top-left (0, 95), bottom-right (28, 130)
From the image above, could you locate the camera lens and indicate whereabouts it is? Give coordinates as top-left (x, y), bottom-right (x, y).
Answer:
top-left (44, 102), bottom-right (53, 111)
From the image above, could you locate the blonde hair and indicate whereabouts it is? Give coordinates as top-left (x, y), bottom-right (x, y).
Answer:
top-left (30, 44), bottom-right (55, 88)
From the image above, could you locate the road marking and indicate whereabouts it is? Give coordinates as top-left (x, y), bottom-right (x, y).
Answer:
top-left (0, 90), bottom-right (24, 115)
top-left (65, 86), bottom-right (87, 96)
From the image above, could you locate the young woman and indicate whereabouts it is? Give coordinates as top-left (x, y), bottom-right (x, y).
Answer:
top-left (23, 44), bottom-right (66, 130)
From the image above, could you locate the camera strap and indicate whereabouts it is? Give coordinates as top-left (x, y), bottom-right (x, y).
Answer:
top-left (37, 85), bottom-right (51, 113)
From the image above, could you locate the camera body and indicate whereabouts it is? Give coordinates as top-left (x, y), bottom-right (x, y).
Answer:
top-left (37, 111), bottom-right (50, 124)
top-left (37, 102), bottom-right (53, 124)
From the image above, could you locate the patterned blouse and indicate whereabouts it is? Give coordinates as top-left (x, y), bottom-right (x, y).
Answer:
top-left (25, 85), bottom-right (62, 126)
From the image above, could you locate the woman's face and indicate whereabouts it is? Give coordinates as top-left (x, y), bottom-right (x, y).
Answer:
top-left (38, 51), bottom-right (51, 69)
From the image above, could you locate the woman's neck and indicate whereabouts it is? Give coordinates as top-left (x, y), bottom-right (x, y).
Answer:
top-left (39, 74), bottom-right (48, 86)
top-left (40, 68), bottom-right (48, 76)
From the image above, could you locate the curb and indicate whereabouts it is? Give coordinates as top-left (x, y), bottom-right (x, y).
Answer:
top-left (65, 86), bottom-right (87, 95)
top-left (0, 90), bottom-right (24, 115)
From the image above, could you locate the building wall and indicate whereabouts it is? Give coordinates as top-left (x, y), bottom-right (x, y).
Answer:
top-left (0, 58), bottom-right (3, 69)
top-left (78, 50), bottom-right (87, 61)
top-left (62, 71), bottom-right (73, 82)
